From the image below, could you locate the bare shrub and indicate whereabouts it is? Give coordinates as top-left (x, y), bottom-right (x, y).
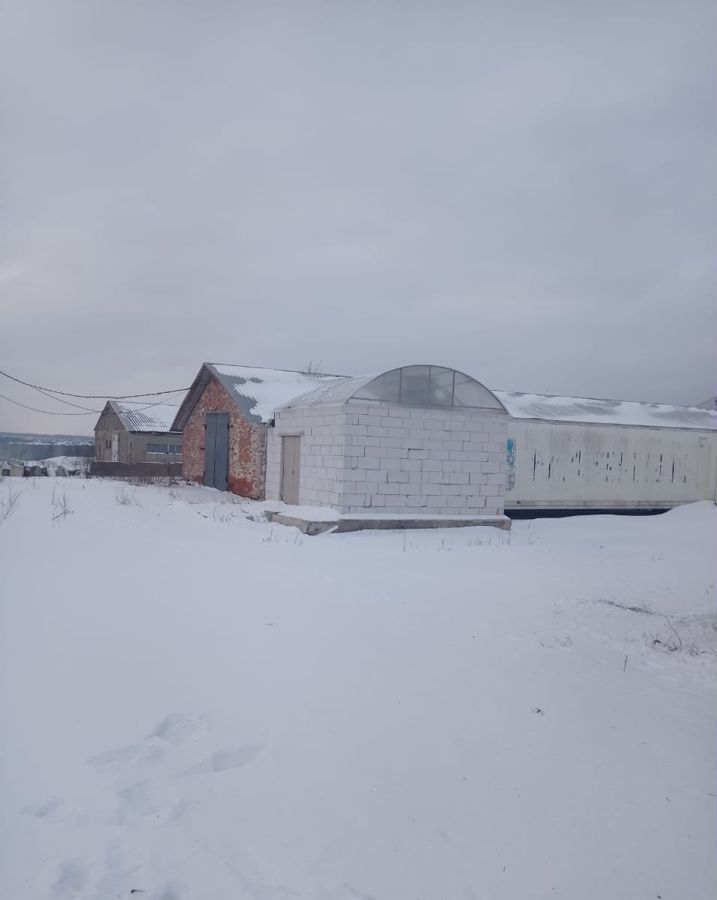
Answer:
top-left (115, 487), bottom-right (139, 506)
top-left (595, 596), bottom-right (654, 615)
top-left (664, 617), bottom-right (683, 651)
top-left (484, 530), bottom-right (512, 547)
top-left (648, 617), bottom-right (709, 655)
top-left (0, 487), bottom-right (22, 523)
top-left (51, 488), bottom-right (74, 523)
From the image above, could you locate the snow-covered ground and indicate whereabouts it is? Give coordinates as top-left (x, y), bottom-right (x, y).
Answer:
top-left (1, 478), bottom-right (715, 900)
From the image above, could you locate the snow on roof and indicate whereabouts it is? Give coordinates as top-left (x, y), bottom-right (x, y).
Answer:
top-left (278, 375), bottom-right (374, 409)
top-left (110, 401), bottom-right (182, 434)
top-left (173, 360), bottom-right (717, 432)
top-left (493, 391), bottom-right (717, 431)
top-left (281, 374), bottom-right (716, 430)
top-left (209, 364), bottom-right (346, 423)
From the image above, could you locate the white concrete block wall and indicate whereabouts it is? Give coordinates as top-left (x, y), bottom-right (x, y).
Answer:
top-left (268, 400), bottom-right (509, 515)
top-left (264, 426), bottom-right (282, 501)
top-left (266, 405), bottom-right (348, 508)
top-left (341, 401), bottom-right (508, 515)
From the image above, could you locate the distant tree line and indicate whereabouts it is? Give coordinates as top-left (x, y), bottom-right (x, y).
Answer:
top-left (0, 433), bottom-right (94, 461)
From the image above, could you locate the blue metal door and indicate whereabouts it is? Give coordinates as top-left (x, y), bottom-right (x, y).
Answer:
top-left (203, 414), bottom-right (216, 487)
top-left (204, 412), bottom-right (229, 490)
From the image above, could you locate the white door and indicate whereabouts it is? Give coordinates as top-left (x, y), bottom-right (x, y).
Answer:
top-left (111, 432), bottom-right (119, 462)
top-left (281, 436), bottom-right (301, 505)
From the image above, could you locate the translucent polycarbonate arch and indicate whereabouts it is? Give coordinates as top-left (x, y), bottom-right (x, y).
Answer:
top-left (351, 366), bottom-right (505, 410)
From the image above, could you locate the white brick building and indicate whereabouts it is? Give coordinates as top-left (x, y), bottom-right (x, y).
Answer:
top-left (265, 365), bottom-right (510, 517)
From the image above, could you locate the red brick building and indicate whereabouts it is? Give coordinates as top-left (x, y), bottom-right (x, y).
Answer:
top-left (171, 363), bottom-right (341, 496)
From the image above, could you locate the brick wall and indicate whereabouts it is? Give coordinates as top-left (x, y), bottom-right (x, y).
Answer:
top-left (269, 401), bottom-right (509, 515)
top-left (182, 377), bottom-right (267, 498)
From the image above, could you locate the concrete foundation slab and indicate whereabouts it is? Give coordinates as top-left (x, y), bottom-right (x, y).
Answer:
top-left (264, 510), bottom-right (511, 535)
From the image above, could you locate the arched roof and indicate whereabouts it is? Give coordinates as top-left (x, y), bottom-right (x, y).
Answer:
top-left (279, 366), bottom-right (507, 412)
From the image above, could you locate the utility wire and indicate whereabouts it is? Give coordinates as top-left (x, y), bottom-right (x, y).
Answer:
top-left (105, 391), bottom-right (186, 407)
top-left (0, 391), bottom-right (181, 417)
top-left (32, 386), bottom-right (102, 413)
top-left (0, 368), bottom-right (190, 399)
top-left (0, 392), bottom-right (99, 415)
top-left (115, 395), bottom-right (183, 413)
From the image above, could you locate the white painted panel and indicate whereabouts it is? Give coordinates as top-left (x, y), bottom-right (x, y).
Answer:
top-left (506, 421), bottom-right (717, 509)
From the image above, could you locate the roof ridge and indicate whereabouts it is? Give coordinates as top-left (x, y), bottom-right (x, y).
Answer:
top-left (208, 362), bottom-right (347, 378)
top-left (491, 389), bottom-right (716, 412)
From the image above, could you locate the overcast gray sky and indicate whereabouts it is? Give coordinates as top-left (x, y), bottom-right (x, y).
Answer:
top-left (1, 0), bottom-right (715, 435)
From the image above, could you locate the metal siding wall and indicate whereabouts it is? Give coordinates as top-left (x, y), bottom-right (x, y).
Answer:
top-left (506, 420), bottom-right (717, 509)
top-left (204, 412), bottom-right (229, 490)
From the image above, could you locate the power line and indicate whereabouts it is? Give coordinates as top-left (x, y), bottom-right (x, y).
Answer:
top-left (0, 368), bottom-right (190, 400)
top-left (105, 391), bottom-right (185, 407)
top-left (113, 395), bottom-right (183, 413)
top-left (0, 391), bottom-right (181, 417)
top-left (32, 386), bottom-right (102, 413)
top-left (0, 392), bottom-right (98, 416)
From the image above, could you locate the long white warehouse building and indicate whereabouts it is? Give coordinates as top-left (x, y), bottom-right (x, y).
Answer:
top-left (495, 391), bottom-right (716, 514)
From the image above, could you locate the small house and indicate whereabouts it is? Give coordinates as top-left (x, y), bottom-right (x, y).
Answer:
top-left (94, 401), bottom-right (182, 469)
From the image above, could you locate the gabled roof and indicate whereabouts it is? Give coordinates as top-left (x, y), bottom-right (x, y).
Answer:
top-left (493, 391), bottom-right (717, 431)
top-left (171, 363), bottom-right (345, 430)
top-left (106, 401), bottom-right (181, 434)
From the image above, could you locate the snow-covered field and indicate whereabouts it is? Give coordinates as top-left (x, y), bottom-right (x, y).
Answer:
top-left (1, 478), bottom-right (715, 900)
